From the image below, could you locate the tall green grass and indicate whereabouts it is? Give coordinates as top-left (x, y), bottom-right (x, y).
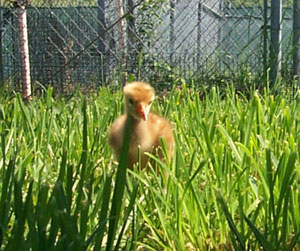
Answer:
top-left (0, 83), bottom-right (299, 250)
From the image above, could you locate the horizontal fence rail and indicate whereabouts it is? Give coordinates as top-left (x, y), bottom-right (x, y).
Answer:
top-left (0, 0), bottom-right (295, 88)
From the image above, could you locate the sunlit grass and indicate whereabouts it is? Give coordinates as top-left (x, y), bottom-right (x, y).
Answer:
top-left (0, 82), bottom-right (299, 250)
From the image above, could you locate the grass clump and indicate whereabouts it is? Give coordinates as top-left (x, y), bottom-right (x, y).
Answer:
top-left (0, 82), bottom-right (299, 250)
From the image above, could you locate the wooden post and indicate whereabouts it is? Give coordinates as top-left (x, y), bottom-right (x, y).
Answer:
top-left (270, 0), bottom-right (282, 84)
top-left (115, 0), bottom-right (127, 85)
top-left (293, 0), bottom-right (300, 86)
top-left (17, 0), bottom-right (31, 101)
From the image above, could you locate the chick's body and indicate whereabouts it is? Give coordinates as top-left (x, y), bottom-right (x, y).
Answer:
top-left (109, 82), bottom-right (174, 168)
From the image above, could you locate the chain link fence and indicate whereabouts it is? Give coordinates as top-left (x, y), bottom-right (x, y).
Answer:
top-left (0, 0), bottom-right (295, 88)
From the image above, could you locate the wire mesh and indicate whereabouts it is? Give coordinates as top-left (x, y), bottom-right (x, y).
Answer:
top-left (0, 0), bottom-right (294, 88)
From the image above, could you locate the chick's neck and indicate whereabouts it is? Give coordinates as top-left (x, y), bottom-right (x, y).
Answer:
top-left (126, 113), bottom-right (147, 127)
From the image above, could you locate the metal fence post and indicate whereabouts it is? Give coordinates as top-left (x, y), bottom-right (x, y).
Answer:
top-left (169, 0), bottom-right (175, 65)
top-left (197, 1), bottom-right (202, 72)
top-left (218, 0), bottom-right (223, 71)
top-left (293, 0), bottom-right (300, 86)
top-left (98, 0), bottom-right (106, 84)
top-left (270, 0), bottom-right (282, 84)
top-left (0, 2), bottom-right (3, 83)
top-left (263, 0), bottom-right (268, 82)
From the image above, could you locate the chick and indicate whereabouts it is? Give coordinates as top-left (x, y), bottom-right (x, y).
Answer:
top-left (109, 81), bottom-right (174, 169)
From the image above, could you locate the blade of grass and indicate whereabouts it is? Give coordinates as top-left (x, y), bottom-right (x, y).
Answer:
top-left (106, 116), bottom-right (132, 251)
top-left (286, 232), bottom-right (300, 251)
top-left (274, 151), bottom-right (297, 244)
top-left (0, 157), bottom-right (15, 248)
top-left (244, 215), bottom-right (274, 250)
top-left (74, 98), bottom-right (89, 218)
top-left (280, 183), bottom-right (292, 249)
top-left (183, 160), bottom-right (206, 197)
top-left (92, 175), bottom-right (112, 251)
top-left (114, 183), bottom-right (138, 250)
top-left (217, 194), bottom-right (245, 250)
top-left (216, 124), bottom-right (242, 165)
top-left (54, 181), bottom-right (79, 247)
top-left (276, 151), bottom-right (296, 218)
top-left (36, 183), bottom-right (51, 237)
top-left (16, 94), bottom-right (35, 139)
top-left (0, 157), bottom-right (15, 226)
top-left (7, 181), bottom-right (33, 251)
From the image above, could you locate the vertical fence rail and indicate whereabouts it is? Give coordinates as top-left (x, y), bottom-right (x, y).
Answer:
top-left (197, 1), bottom-right (202, 72)
top-left (0, 2), bottom-right (3, 82)
top-left (263, 0), bottom-right (268, 81)
top-left (293, 0), bottom-right (300, 85)
top-left (169, 0), bottom-right (175, 65)
top-left (127, 0), bottom-right (136, 77)
top-left (98, 0), bottom-right (106, 85)
top-left (270, 0), bottom-right (282, 84)
top-left (217, 0), bottom-right (223, 71)
top-left (115, 0), bottom-right (126, 84)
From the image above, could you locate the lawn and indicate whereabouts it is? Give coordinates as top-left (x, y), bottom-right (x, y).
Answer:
top-left (0, 82), bottom-right (299, 250)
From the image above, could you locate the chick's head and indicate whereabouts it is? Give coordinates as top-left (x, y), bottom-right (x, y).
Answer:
top-left (123, 82), bottom-right (155, 121)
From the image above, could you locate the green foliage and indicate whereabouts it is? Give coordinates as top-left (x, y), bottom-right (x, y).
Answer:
top-left (0, 80), bottom-right (300, 250)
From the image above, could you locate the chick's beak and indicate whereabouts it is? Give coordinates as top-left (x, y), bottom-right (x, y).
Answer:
top-left (137, 104), bottom-right (147, 121)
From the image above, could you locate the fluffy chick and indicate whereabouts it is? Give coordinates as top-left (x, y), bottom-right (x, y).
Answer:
top-left (109, 81), bottom-right (174, 169)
